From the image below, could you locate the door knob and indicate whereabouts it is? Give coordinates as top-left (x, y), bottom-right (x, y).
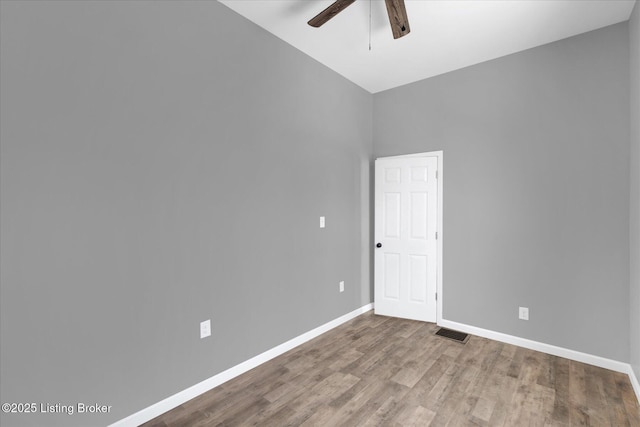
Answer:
top-left (376, 243), bottom-right (382, 248)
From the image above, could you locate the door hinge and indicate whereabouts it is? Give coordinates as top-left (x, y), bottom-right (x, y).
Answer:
top-left (435, 231), bottom-right (438, 240)
top-left (435, 292), bottom-right (438, 301)
top-left (436, 170), bottom-right (438, 179)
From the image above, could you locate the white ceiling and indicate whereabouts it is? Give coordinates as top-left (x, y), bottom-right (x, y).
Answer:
top-left (219, 0), bottom-right (636, 93)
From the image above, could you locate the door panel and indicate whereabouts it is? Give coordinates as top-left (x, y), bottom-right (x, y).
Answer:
top-left (409, 255), bottom-right (427, 303)
top-left (384, 193), bottom-right (401, 238)
top-left (374, 156), bottom-right (438, 323)
top-left (383, 253), bottom-right (401, 299)
top-left (410, 192), bottom-right (428, 239)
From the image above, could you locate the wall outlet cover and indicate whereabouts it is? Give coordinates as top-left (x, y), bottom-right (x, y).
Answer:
top-left (519, 307), bottom-right (529, 321)
top-left (200, 319), bottom-right (211, 339)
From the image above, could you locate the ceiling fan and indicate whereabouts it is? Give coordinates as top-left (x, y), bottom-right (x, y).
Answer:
top-left (308, 0), bottom-right (410, 39)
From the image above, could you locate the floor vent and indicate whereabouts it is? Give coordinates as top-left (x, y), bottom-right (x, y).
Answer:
top-left (435, 328), bottom-right (469, 343)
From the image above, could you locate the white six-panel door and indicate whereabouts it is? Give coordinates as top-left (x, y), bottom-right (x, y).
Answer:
top-left (374, 156), bottom-right (438, 322)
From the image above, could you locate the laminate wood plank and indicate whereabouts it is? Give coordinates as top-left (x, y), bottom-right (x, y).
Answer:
top-left (408, 353), bottom-right (452, 401)
top-left (536, 352), bottom-right (557, 389)
top-left (504, 350), bottom-right (549, 427)
top-left (357, 395), bottom-right (398, 426)
top-left (394, 318), bottom-right (426, 338)
top-left (547, 357), bottom-right (569, 425)
top-left (507, 346), bottom-right (526, 379)
top-left (529, 350), bottom-right (556, 423)
top-left (328, 347), bottom-right (364, 371)
top-left (486, 370), bottom-right (519, 425)
top-left (568, 360), bottom-right (590, 425)
top-left (536, 383), bottom-right (557, 424)
top-left (325, 379), bottom-right (388, 423)
top-left (252, 404), bottom-right (296, 427)
top-left (142, 312), bottom-right (640, 427)
top-left (478, 344), bottom-right (514, 402)
top-left (421, 361), bottom-right (463, 411)
top-left (185, 367), bottom-right (288, 422)
top-left (386, 354), bottom-right (451, 425)
top-left (370, 384), bottom-right (431, 425)
top-left (197, 396), bottom-right (270, 427)
top-left (450, 340), bottom-right (504, 425)
top-left (297, 404), bottom-right (336, 427)
top-left (454, 334), bottom-right (488, 366)
top-left (280, 372), bottom-right (361, 426)
top-left (340, 381), bottom-right (410, 426)
top-left (391, 365), bottom-right (425, 389)
top-left (351, 317), bottom-right (398, 352)
top-left (442, 341), bottom-right (464, 359)
top-left (584, 369), bottom-right (610, 425)
top-left (623, 387), bottom-right (640, 427)
top-left (616, 371), bottom-right (640, 426)
top-left (441, 395), bottom-right (480, 427)
top-left (477, 339), bottom-right (504, 372)
top-left (391, 401), bottom-right (432, 426)
top-left (391, 331), bottom-right (446, 389)
top-left (427, 363), bottom-right (481, 426)
top-left (603, 369), bottom-right (633, 427)
top-left (343, 337), bottom-right (405, 380)
top-left (471, 396), bottom-right (495, 422)
top-left (362, 343), bottom-right (413, 383)
top-left (288, 371), bottom-right (360, 412)
top-left (367, 391), bottom-right (432, 427)
top-left (242, 397), bottom-right (296, 426)
top-left (406, 405), bottom-right (437, 426)
top-left (228, 368), bottom-right (335, 426)
top-left (263, 380), bottom-right (300, 404)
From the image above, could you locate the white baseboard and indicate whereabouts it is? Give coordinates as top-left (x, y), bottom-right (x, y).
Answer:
top-left (109, 303), bottom-right (374, 427)
top-left (628, 365), bottom-right (640, 403)
top-left (439, 318), bottom-right (630, 373)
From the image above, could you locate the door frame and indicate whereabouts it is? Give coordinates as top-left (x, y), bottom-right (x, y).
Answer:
top-left (375, 150), bottom-right (443, 324)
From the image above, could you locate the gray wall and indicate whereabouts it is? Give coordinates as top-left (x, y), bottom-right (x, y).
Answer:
top-left (630, 0), bottom-right (640, 382)
top-left (374, 23), bottom-right (630, 362)
top-left (0, 1), bottom-right (372, 426)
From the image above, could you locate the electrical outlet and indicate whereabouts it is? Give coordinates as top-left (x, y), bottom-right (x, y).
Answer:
top-left (339, 281), bottom-right (344, 293)
top-left (320, 216), bottom-right (326, 228)
top-left (200, 319), bottom-right (211, 339)
top-left (519, 307), bottom-right (529, 321)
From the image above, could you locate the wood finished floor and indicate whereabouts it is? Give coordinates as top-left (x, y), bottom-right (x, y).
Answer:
top-left (144, 312), bottom-right (640, 426)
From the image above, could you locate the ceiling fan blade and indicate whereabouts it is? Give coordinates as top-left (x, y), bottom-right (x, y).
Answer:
top-left (384, 0), bottom-right (410, 39)
top-left (308, 0), bottom-right (356, 28)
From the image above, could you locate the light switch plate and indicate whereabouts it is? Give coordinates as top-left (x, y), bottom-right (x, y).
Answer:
top-left (200, 319), bottom-right (211, 338)
top-left (519, 307), bottom-right (529, 321)
top-left (320, 216), bottom-right (325, 228)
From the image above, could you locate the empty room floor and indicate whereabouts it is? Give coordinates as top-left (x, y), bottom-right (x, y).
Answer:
top-left (144, 312), bottom-right (640, 426)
